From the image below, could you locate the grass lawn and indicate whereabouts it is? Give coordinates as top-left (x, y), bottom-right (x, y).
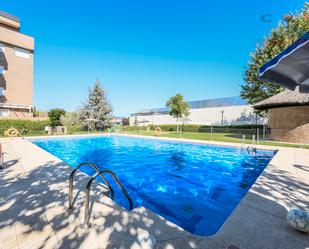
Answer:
top-left (120, 130), bottom-right (309, 149)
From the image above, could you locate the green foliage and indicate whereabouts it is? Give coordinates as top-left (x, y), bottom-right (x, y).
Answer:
top-left (0, 119), bottom-right (50, 136)
top-left (66, 125), bottom-right (86, 134)
top-left (121, 117), bottom-right (130, 126)
top-left (60, 111), bottom-right (80, 126)
top-left (48, 108), bottom-right (66, 126)
top-left (36, 110), bottom-right (48, 118)
top-left (166, 94), bottom-right (190, 131)
top-left (31, 106), bottom-right (39, 117)
top-left (241, 3), bottom-right (309, 105)
top-left (121, 126), bottom-right (148, 132)
top-left (79, 79), bottom-right (113, 130)
top-left (148, 124), bottom-right (263, 132)
top-left (166, 94), bottom-right (190, 119)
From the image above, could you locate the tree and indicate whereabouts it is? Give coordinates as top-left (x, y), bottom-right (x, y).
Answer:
top-left (79, 79), bottom-right (112, 130)
top-left (31, 106), bottom-right (39, 117)
top-left (121, 117), bottom-right (130, 126)
top-left (166, 94), bottom-right (190, 132)
top-left (48, 108), bottom-right (66, 127)
top-left (241, 3), bottom-right (309, 105)
top-left (60, 111), bottom-right (80, 126)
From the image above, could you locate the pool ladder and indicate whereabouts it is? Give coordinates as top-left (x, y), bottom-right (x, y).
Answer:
top-left (68, 162), bottom-right (133, 226)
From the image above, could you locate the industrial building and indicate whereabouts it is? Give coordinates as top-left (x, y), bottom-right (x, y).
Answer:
top-left (130, 96), bottom-right (263, 126)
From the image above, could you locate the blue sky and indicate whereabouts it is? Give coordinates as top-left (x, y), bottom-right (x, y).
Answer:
top-left (1, 0), bottom-right (306, 116)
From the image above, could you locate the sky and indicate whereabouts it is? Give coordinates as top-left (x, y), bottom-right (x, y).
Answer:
top-left (0, 0), bottom-right (306, 116)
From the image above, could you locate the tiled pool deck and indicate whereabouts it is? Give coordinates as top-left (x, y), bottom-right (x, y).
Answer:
top-left (0, 134), bottom-right (308, 249)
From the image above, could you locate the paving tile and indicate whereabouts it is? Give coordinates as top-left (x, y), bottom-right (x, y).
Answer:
top-left (0, 225), bottom-right (19, 249)
top-left (196, 238), bottom-right (225, 249)
top-left (156, 237), bottom-right (200, 249)
top-left (129, 207), bottom-right (192, 242)
top-left (15, 221), bottom-right (57, 249)
top-left (240, 191), bottom-right (289, 220)
top-left (212, 203), bottom-right (309, 249)
top-left (1, 138), bottom-right (309, 249)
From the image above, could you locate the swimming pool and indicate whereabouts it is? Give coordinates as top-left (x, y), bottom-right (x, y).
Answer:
top-left (32, 135), bottom-right (275, 236)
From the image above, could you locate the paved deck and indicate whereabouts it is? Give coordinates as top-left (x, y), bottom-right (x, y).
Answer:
top-left (0, 135), bottom-right (308, 249)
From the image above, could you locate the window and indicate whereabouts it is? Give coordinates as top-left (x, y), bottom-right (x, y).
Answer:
top-left (0, 66), bottom-right (4, 75)
top-left (0, 109), bottom-right (9, 117)
top-left (0, 43), bottom-right (4, 52)
top-left (14, 47), bottom-right (30, 58)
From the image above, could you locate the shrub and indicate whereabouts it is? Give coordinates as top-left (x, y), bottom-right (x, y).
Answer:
top-left (0, 119), bottom-right (51, 136)
top-left (60, 112), bottom-right (80, 126)
top-left (148, 124), bottom-right (263, 133)
top-left (66, 125), bottom-right (87, 134)
top-left (121, 126), bottom-right (148, 132)
top-left (121, 118), bottom-right (130, 126)
top-left (48, 108), bottom-right (66, 126)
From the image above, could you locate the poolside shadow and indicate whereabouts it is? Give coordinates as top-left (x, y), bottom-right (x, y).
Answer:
top-left (0, 155), bottom-right (214, 249)
top-left (0, 142), bottom-right (309, 249)
top-left (209, 160), bottom-right (309, 249)
top-left (293, 164), bottom-right (309, 173)
top-left (3, 158), bottom-right (20, 168)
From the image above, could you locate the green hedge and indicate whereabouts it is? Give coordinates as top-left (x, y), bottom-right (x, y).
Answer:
top-left (148, 124), bottom-right (263, 132)
top-left (121, 124), bottom-right (263, 133)
top-left (121, 126), bottom-right (149, 132)
top-left (0, 119), bottom-right (51, 136)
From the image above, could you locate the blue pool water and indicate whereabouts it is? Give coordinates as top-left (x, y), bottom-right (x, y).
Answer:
top-left (32, 135), bottom-right (275, 236)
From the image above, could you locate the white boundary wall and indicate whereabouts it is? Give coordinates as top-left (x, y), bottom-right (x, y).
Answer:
top-left (130, 105), bottom-right (264, 126)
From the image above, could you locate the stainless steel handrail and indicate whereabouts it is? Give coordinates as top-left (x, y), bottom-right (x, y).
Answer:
top-left (100, 170), bottom-right (133, 210)
top-left (68, 162), bottom-right (114, 209)
top-left (84, 169), bottom-right (134, 225)
top-left (84, 171), bottom-right (101, 226)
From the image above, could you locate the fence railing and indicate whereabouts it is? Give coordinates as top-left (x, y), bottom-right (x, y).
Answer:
top-left (1, 124), bottom-right (307, 148)
top-left (120, 125), bottom-right (270, 141)
top-left (119, 125), bottom-right (309, 147)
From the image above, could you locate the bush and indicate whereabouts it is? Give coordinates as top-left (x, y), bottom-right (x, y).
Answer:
top-left (0, 119), bottom-right (51, 136)
top-left (121, 118), bottom-right (130, 126)
top-left (60, 112), bottom-right (80, 126)
top-left (67, 125), bottom-right (87, 134)
top-left (48, 108), bottom-right (66, 126)
top-left (148, 124), bottom-right (263, 133)
top-left (121, 126), bottom-right (148, 132)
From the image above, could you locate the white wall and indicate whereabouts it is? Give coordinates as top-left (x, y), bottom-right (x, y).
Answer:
top-left (130, 105), bottom-right (264, 126)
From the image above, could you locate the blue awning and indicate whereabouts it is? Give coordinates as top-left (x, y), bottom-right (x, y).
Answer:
top-left (259, 31), bottom-right (309, 92)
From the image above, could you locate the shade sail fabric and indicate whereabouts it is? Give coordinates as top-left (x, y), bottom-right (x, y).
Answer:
top-left (258, 32), bottom-right (309, 93)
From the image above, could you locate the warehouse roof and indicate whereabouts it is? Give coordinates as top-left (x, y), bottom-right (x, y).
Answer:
top-left (132, 96), bottom-right (247, 116)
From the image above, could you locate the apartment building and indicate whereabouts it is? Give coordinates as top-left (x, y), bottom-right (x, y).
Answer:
top-left (0, 10), bottom-right (34, 118)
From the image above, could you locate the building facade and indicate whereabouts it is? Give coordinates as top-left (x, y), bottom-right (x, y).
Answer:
top-left (130, 96), bottom-right (263, 126)
top-left (0, 11), bottom-right (34, 118)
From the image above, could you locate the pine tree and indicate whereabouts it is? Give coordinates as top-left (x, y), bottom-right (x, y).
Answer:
top-left (79, 80), bottom-right (112, 130)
